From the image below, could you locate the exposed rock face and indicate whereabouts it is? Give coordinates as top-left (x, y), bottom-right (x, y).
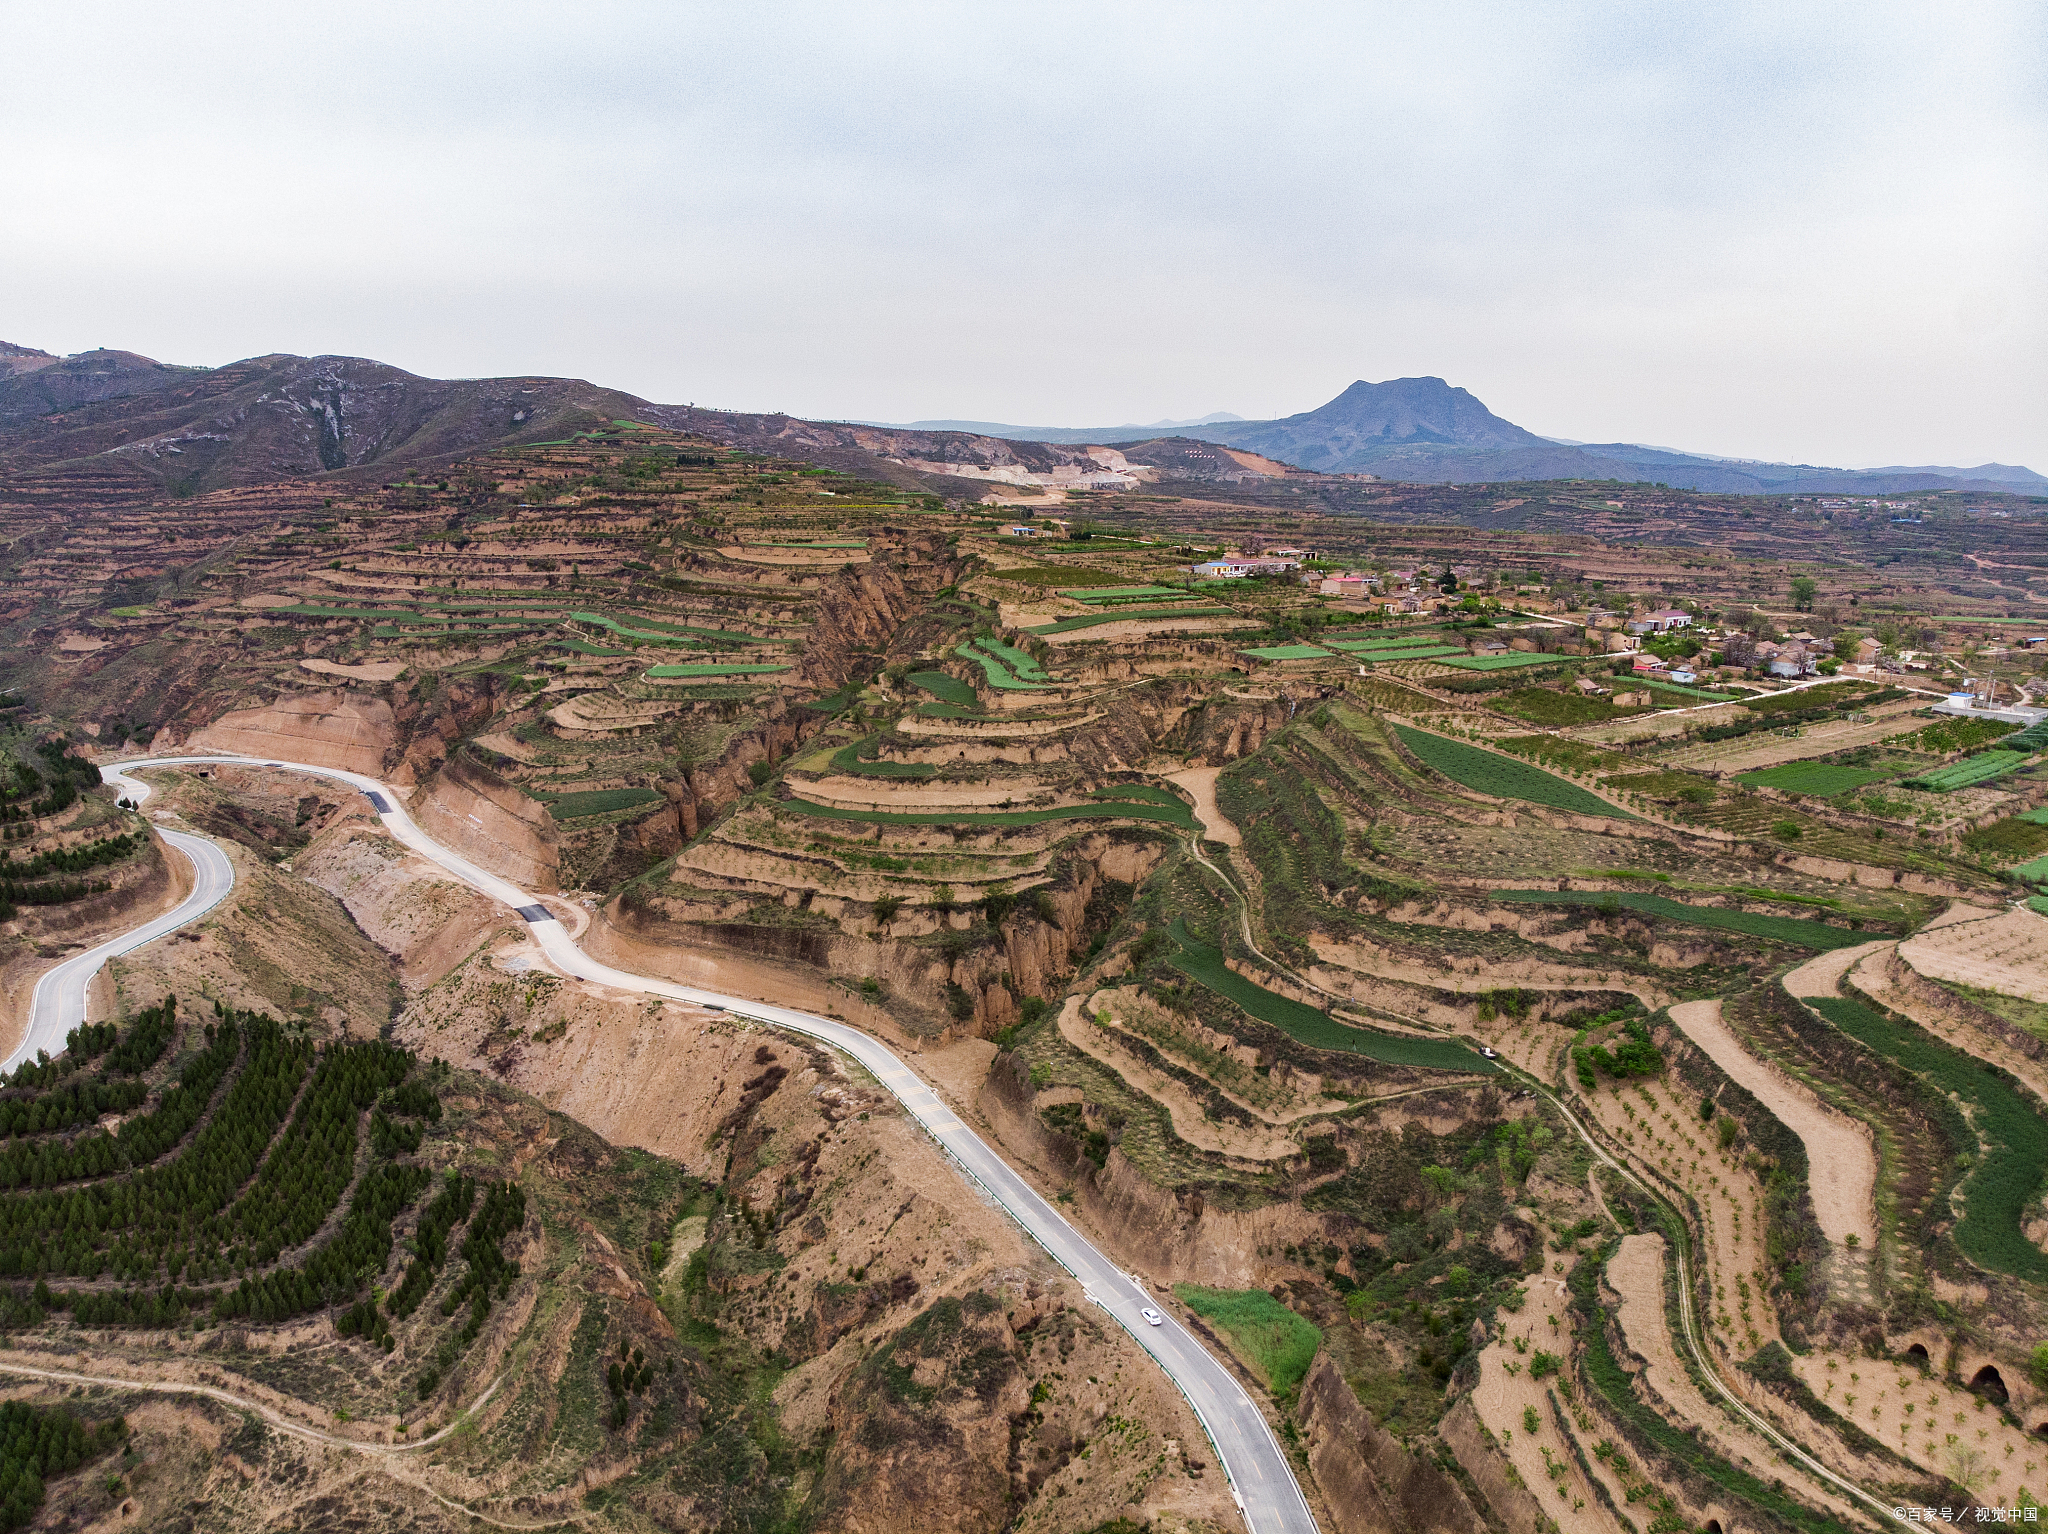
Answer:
top-left (298, 826), bottom-right (501, 990)
top-left (1177, 691), bottom-right (1323, 765)
top-left (975, 1054), bottom-right (1328, 1286)
top-left (811, 1291), bottom-right (1028, 1534)
top-left (390, 675), bottom-right (513, 785)
top-left (598, 830), bottom-right (1162, 1038)
top-left (412, 749), bottom-right (560, 891)
top-left (1438, 1397), bottom-right (1547, 1534)
top-left (1296, 1354), bottom-right (1487, 1534)
top-left (185, 688), bottom-right (396, 775)
top-left (797, 535), bottom-right (966, 693)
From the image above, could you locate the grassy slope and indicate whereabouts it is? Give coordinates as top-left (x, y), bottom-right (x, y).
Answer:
top-left (1172, 1285), bottom-right (1321, 1393)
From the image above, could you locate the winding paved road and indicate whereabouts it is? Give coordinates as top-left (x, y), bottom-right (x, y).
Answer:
top-left (8, 824), bottom-right (234, 1073)
top-left (62, 755), bottom-right (1316, 1534)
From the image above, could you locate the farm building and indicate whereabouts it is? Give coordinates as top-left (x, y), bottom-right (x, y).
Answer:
top-left (1769, 644), bottom-right (1818, 678)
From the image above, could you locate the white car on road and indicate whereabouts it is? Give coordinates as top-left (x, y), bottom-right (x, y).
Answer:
top-left (1140, 1307), bottom-right (1164, 1326)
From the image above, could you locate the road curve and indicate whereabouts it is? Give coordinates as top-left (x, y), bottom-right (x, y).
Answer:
top-left (93, 756), bottom-right (1317, 1534)
top-left (10, 816), bottom-right (234, 1073)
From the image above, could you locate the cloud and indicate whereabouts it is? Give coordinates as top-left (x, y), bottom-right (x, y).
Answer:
top-left (4, 1), bottom-right (2042, 467)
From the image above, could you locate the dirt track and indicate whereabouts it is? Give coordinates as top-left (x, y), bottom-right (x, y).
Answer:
top-left (1165, 766), bottom-right (1240, 846)
top-left (1782, 939), bottom-right (1894, 1000)
top-left (1668, 998), bottom-right (1875, 1246)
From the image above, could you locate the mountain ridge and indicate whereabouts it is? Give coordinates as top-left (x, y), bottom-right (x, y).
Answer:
top-left (0, 341), bottom-right (2035, 501)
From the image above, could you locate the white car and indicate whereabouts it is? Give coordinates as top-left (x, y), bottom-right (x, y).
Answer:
top-left (1481, 1046), bottom-right (1497, 1058)
top-left (1140, 1307), bottom-right (1165, 1326)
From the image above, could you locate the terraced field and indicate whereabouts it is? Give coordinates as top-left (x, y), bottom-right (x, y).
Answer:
top-left (1490, 889), bottom-right (1865, 949)
top-left (1734, 763), bottom-right (1892, 797)
top-left (1392, 725), bottom-right (1628, 818)
top-left (1166, 921), bottom-right (1490, 1071)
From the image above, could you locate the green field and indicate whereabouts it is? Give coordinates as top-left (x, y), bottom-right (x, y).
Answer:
top-left (784, 796), bottom-right (1196, 831)
top-left (1392, 727), bottom-right (1629, 819)
top-left (997, 566), bottom-right (1130, 588)
top-left (828, 739), bottom-right (934, 779)
top-left (1437, 651), bottom-right (1563, 672)
top-left (645, 663), bottom-right (790, 678)
top-left (1804, 994), bottom-right (2048, 1284)
top-left (1734, 763), bottom-right (1892, 798)
top-left (1494, 688), bottom-right (1651, 727)
top-left (1323, 633), bottom-right (1446, 652)
top-left (572, 613), bottom-right (698, 646)
top-left (573, 611), bottom-right (783, 647)
top-left (1242, 644), bottom-right (1334, 661)
top-left (1090, 785), bottom-right (1189, 810)
top-left (1059, 584), bottom-right (1192, 605)
top-left (955, 642), bottom-right (1050, 690)
top-left (552, 638), bottom-right (629, 657)
top-left (1490, 890), bottom-right (1862, 949)
top-left (1052, 581), bottom-right (1183, 597)
top-left (1635, 678), bottom-right (1739, 703)
top-left (280, 604), bottom-right (422, 622)
top-left (1171, 1285), bottom-right (1322, 1393)
top-left (908, 670), bottom-right (978, 707)
top-left (1738, 682), bottom-right (1873, 715)
top-left (1916, 717), bottom-right (2021, 753)
top-left (973, 637), bottom-right (1046, 681)
top-left (534, 787), bottom-right (663, 818)
top-left (1900, 752), bottom-right (2032, 792)
top-left (1166, 921), bottom-right (1490, 1071)
top-left (1025, 608), bottom-right (1234, 635)
top-left (1351, 646), bottom-right (1469, 662)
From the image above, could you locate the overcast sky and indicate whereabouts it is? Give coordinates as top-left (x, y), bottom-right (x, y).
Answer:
top-left (6, 2), bottom-right (2044, 468)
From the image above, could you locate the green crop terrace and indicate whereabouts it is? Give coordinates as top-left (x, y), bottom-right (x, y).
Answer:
top-left (779, 792), bottom-right (1196, 831)
top-left (1489, 890), bottom-right (1862, 949)
top-left (1166, 920), bottom-right (1490, 1072)
top-left (1734, 763), bottom-right (1892, 797)
top-left (1392, 727), bottom-right (1629, 819)
top-left (644, 663), bottom-right (790, 678)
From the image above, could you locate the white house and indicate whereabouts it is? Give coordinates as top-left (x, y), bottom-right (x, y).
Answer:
top-left (1195, 557), bottom-right (1300, 580)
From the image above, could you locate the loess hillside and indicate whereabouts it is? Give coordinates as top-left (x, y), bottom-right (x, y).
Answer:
top-left (0, 416), bottom-right (2044, 1534)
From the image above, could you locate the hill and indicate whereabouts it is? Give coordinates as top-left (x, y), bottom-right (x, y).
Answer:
top-left (0, 343), bottom-right (2037, 511)
top-left (0, 347), bottom-right (650, 501)
top-left (922, 376), bottom-right (2043, 495)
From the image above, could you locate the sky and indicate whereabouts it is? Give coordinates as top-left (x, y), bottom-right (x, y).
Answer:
top-left (5, 2), bottom-right (2045, 469)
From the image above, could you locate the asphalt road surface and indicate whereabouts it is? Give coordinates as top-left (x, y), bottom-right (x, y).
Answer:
top-left (88, 755), bottom-right (1319, 1534)
top-left (10, 810), bottom-right (234, 1072)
